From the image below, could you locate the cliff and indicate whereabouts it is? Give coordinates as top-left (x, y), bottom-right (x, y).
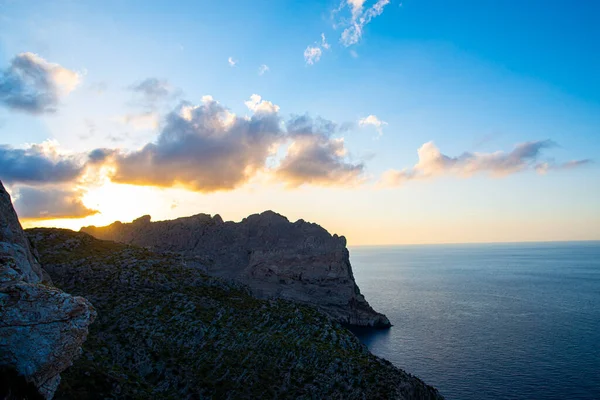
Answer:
top-left (28, 227), bottom-right (443, 399)
top-left (81, 211), bottom-right (391, 328)
top-left (0, 181), bottom-right (95, 398)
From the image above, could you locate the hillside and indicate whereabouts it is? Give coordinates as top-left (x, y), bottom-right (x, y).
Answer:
top-left (28, 228), bottom-right (443, 400)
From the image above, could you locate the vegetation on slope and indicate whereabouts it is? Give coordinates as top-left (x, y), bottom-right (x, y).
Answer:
top-left (27, 228), bottom-right (442, 400)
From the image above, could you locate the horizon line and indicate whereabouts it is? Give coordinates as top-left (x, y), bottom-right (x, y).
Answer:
top-left (349, 239), bottom-right (600, 247)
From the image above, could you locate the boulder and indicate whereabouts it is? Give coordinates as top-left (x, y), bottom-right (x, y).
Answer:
top-left (0, 181), bottom-right (96, 398)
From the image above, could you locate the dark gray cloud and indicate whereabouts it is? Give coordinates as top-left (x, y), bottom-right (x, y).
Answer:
top-left (276, 134), bottom-right (364, 187)
top-left (286, 114), bottom-right (353, 136)
top-left (382, 140), bottom-right (590, 185)
top-left (0, 52), bottom-right (80, 114)
top-left (0, 143), bottom-right (84, 184)
top-left (129, 78), bottom-right (178, 107)
top-left (278, 114), bottom-right (363, 186)
top-left (98, 97), bottom-right (284, 191)
top-left (90, 95), bottom-right (363, 191)
top-left (88, 148), bottom-right (116, 164)
top-left (13, 186), bottom-right (98, 220)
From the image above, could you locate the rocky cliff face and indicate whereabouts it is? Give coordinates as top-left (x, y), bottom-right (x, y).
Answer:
top-left (82, 211), bottom-right (390, 328)
top-left (28, 227), bottom-right (443, 399)
top-left (0, 181), bottom-right (96, 398)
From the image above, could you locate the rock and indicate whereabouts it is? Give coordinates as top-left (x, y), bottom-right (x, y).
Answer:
top-left (82, 210), bottom-right (390, 328)
top-left (0, 183), bottom-right (45, 284)
top-left (0, 180), bottom-right (96, 398)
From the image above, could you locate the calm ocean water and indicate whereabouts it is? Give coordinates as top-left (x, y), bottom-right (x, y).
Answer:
top-left (349, 242), bottom-right (600, 400)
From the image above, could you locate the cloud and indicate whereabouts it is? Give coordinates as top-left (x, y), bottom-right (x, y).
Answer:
top-left (348, 0), bottom-right (366, 16)
top-left (0, 140), bottom-right (84, 184)
top-left (276, 134), bottom-right (363, 187)
top-left (95, 95), bottom-right (284, 192)
top-left (244, 94), bottom-right (280, 114)
top-left (117, 111), bottom-right (160, 130)
top-left (535, 159), bottom-right (592, 174)
top-left (359, 114), bottom-right (387, 137)
top-left (338, 0), bottom-right (390, 46)
top-left (13, 186), bottom-right (98, 220)
top-left (87, 148), bottom-right (118, 165)
top-left (287, 114), bottom-right (351, 136)
top-left (88, 95), bottom-right (362, 191)
top-left (304, 33), bottom-right (330, 65)
top-left (0, 52), bottom-right (81, 114)
top-left (124, 78), bottom-right (178, 127)
top-left (321, 33), bottom-right (331, 50)
top-left (129, 78), bottom-right (176, 105)
top-left (258, 64), bottom-right (270, 75)
top-left (277, 114), bottom-right (363, 187)
top-left (381, 140), bottom-right (591, 186)
top-left (304, 46), bottom-right (323, 65)
top-left (228, 57), bottom-right (237, 67)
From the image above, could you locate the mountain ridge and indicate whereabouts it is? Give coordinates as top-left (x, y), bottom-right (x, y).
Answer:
top-left (81, 210), bottom-right (391, 328)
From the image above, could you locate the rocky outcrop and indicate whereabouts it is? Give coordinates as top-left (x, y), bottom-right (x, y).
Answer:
top-left (0, 181), bottom-right (96, 398)
top-left (28, 228), bottom-right (443, 399)
top-left (82, 211), bottom-right (390, 328)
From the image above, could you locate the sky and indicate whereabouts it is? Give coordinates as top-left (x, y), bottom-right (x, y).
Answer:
top-left (0, 0), bottom-right (599, 245)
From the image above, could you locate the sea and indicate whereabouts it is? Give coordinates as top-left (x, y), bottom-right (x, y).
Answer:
top-left (349, 241), bottom-right (600, 400)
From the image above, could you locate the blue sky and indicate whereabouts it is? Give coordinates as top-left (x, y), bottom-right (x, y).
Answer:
top-left (0, 0), bottom-right (598, 244)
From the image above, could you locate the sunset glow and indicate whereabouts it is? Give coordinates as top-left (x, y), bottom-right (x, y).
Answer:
top-left (2, 0), bottom-right (599, 245)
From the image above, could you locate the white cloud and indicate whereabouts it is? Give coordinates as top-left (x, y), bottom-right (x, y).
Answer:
top-left (380, 140), bottom-right (590, 186)
top-left (228, 57), bottom-right (237, 67)
top-left (244, 94), bottom-right (280, 114)
top-left (258, 64), bottom-right (270, 75)
top-left (304, 46), bottom-right (323, 65)
top-left (359, 114), bottom-right (387, 137)
top-left (321, 33), bottom-right (330, 50)
top-left (338, 0), bottom-right (390, 47)
top-left (348, 0), bottom-right (367, 14)
top-left (303, 33), bottom-right (331, 65)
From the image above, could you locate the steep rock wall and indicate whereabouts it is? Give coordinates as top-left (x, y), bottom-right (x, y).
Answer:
top-left (0, 181), bottom-right (96, 398)
top-left (82, 211), bottom-right (390, 328)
